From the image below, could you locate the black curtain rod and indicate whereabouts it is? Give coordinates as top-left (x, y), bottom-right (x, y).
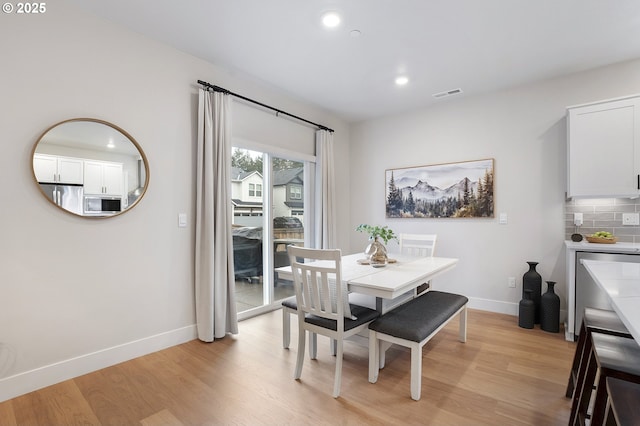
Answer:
top-left (197, 80), bottom-right (334, 133)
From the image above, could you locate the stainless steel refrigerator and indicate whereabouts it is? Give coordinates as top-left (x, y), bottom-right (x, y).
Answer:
top-left (39, 183), bottom-right (84, 215)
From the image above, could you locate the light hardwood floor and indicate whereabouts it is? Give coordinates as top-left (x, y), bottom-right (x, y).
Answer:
top-left (0, 309), bottom-right (575, 425)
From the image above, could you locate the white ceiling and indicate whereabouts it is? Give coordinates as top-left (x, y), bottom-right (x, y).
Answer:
top-left (72, 0), bottom-right (640, 122)
top-left (40, 120), bottom-right (141, 156)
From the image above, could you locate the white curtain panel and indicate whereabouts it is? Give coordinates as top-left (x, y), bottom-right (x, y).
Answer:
top-left (195, 89), bottom-right (238, 342)
top-left (314, 129), bottom-right (337, 249)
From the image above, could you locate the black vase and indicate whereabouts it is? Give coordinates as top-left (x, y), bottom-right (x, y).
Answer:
top-left (523, 261), bottom-right (542, 324)
top-left (540, 281), bottom-right (560, 333)
top-left (519, 289), bottom-right (535, 329)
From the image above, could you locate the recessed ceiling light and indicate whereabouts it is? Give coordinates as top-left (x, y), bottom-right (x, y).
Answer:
top-left (395, 76), bottom-right (409, 86)
top-left (321, 11), bottom-right (341, 28)
top-left (349, 29), bottom-right (362, 38)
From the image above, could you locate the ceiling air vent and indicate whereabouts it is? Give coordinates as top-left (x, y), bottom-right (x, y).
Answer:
top-left (432, 88), bottom-right (463, 99)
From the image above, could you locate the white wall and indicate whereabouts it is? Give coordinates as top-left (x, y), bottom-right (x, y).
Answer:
top-left (349, 59), bottom-right (640, 316)
top-left (0, 1), bottom-right (349, 401)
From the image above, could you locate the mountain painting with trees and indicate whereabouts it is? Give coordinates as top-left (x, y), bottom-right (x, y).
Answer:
top-left (385, 158), bottom-right (494, 218)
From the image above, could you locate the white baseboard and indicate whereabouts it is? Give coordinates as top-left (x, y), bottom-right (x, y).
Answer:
top-left (0, 325), bottom-right (197, 403)
top-left (468, 297), bottom-right (518, 315)
top-left (468, 297), bottom-right (568, 325)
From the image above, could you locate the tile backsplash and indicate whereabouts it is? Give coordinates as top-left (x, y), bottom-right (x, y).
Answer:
top-left (565, 198), bottom-right (640, 242)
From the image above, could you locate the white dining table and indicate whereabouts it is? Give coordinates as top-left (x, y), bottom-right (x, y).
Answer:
top-left (276, 252), bottom-right (459, 312)
top-left (278, 252), bottom-right (459, 365)
top-left (580, 259), bottom-right (640, 343)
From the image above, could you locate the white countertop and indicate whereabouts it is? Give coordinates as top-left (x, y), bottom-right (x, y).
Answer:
top-left (580, 259), bottom-right (640, 344)
top-left (565, 240), bottom-right (640, 254)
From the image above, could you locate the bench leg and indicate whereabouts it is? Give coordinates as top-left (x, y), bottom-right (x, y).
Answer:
top-left (410, 343), bottom-right (422, 401)
top-left (459, 305), bottom-right (467, 343)
top-left (368, 330), bottom-right (379, 383)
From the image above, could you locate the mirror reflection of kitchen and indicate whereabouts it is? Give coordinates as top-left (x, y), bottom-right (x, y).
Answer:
top-left (32, 119), bottom-right (148, 217)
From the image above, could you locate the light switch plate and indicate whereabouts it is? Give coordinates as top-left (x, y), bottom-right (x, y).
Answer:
top-left (499, 213), bottom-right (507, 225)
top-left (622, 213), bottom-right (639, 226)
top-left (178, 213), bottom-right (187, 228)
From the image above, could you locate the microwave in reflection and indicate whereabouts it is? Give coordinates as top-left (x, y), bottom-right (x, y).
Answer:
top-left (84, 196), bottom-right (122, 215)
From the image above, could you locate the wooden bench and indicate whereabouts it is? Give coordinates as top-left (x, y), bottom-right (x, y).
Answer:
top-left (368, 290), bottom-right (468, 400)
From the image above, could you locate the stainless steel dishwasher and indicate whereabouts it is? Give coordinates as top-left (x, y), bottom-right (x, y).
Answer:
top-left (575, 251), bottom-right (640, 337)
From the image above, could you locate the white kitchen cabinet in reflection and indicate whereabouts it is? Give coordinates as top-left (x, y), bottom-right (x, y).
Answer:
top-left (84, 160), bottom-right (123, 196)
top-left (33, 154), bottom-right (83, 185)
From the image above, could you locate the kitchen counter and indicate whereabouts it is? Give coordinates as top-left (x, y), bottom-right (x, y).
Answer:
top-left (580, 259), bottom-right (640, 343)
top-left (565, 240), bottom-right (640, 254)
top-left (565, 241), bottom-right (640, 341)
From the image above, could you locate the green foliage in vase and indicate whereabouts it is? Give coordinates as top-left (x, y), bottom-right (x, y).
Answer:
top-left (355, 224), bottom-right (398, 244)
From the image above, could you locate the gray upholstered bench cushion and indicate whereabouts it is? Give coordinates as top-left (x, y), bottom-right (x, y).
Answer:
top-left (369, 291), bottom-right (468, 342)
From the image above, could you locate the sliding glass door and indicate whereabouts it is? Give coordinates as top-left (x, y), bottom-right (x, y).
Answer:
top-left (231, 147), bottom-right (311, 318)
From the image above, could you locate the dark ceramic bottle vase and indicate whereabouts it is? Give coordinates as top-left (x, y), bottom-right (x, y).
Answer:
top-left (519, 289), bottom-right (535, 329)
top-left (522, 261), bottom-right (542, 324)
top-left (540, 281), bottom-right (560, 333)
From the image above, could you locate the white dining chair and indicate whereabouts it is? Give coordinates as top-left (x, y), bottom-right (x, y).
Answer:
top-left (399, 233), bottom-right (437, 295)
top-left (399, 233), bottom-right (437, 257)
top-left (287, 246), bottom-right (380, 398)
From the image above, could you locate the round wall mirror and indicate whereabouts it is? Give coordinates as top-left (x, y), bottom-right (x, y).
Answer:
top-left (31, 118), bottom-right (149, 217)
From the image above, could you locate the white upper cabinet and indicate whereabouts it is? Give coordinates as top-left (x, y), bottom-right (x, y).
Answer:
top-left (567, 95), bottom-right (640, 198)
top-left (33, 153), bottom-right (83, 184)
top-left (84, 160), bottom-right (123, 196)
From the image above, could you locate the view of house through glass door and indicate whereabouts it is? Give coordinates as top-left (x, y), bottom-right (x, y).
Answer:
top-left (231, 147), bottom-right (308, 317)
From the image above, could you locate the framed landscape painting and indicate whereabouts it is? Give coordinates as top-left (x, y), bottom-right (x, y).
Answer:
top-left (385, 158), bottom-right (494, 218)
